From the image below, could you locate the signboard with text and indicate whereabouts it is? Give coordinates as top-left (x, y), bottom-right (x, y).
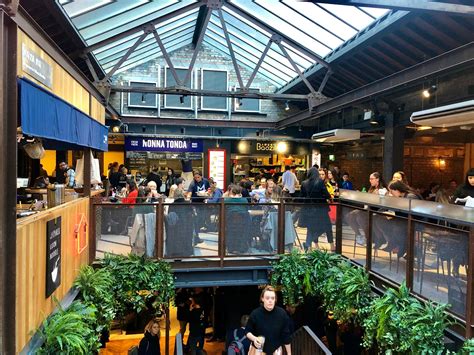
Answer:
top-left (46, 217), bottom-right (61, 298)
top-left (125, 137), bottom-right (203, 153)
top-left (22, 43), bottom-right (53, 88)
top-left (208, 149), bottom-right (226, 189)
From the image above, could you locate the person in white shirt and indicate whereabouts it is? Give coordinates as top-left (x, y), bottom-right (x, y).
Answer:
top-left (281, 165), bottom-right (298, 197)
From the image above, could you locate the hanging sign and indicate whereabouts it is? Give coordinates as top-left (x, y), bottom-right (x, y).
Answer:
top-left (22, 43), bottom-right (53, 88)
top-left (46, 217), bottom-right (61, 298)
top-left (125, 137), bottom-right (203, 152)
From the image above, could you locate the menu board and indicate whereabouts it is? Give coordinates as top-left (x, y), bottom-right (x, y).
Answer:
top-left (46, 217), bottom-right (61, 298)
top-left (126, 151), bottom-right (147, 170)
top-left (208, 149), bottom-right (226, 190)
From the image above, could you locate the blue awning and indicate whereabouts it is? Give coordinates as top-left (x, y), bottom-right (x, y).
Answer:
top-left (19, 77), bottom-right (108, 152)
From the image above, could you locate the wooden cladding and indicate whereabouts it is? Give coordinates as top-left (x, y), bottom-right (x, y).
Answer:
top-left (16, 198), bottom-right (90, 353)
top-left (17, 30), bottom-right (105, 124)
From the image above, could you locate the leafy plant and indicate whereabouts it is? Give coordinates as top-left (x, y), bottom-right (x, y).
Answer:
top-left (35, 300), bottom-right (100, 354)
top-left (270, 249), bottom-right (310, 306)
top-left (73, 265), bottom-right (116, 333)
top-left (305, 249), bottom-right (343, 297)
top-left (362, 282), bottom-right (449, 354)
top-left (321, 261), bottom-right (373, 324)
top-left (456, 338), bottom-right (474, 354)
top-left (101, 254), bottom-right (175, 317)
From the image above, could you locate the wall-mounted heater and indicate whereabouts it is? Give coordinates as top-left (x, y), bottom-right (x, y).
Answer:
top-left (311, 129), bottom-right (360, 143)
top-left (410, 100), bottom-right (474, 128)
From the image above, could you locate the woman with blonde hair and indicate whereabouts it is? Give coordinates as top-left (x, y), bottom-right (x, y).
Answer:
top-left (138, 318), bottom-right (161, 355)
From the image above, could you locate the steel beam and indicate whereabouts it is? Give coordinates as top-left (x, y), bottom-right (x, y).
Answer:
top-left (110, 84), bottom-right (308, 101)
top-left (0, 9), bottom-right (17, 354)
top-left (104, 29), bottom-right (149, 80)
top-left (217, 8), bottom-right (243, 89)
top-left (83, 54), bottom-right (99, 82)
top-left (192, 3), bottom-right (210, 46)
top-left (276, 39), bottom-right (317, 94)
top-left (183, 7), bottom-right (212, 86)
top-left (312, 0), bottom-right (474, 16)
top-left (83, 1), bottom-right (202, 54)
top-left (225, 2), bottom-right (329, 68)
top-left (151, 29), bottom-right (181, 86)
top-left (121, 116), bottom-right (276, 129)
top-left (245, 38), bottom-right (273, 90)
top-left (277, 42), bottom-right (474, 128)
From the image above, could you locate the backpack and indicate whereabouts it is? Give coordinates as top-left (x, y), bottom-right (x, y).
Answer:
top-left (227, 329), bottom-right (246, 355)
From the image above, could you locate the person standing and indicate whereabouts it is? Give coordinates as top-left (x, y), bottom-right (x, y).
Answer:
top-left (282, 165), bottom-right (298, 198)
top-left (245, 286), bottom-right (292, 355)
top-left (188, 171), bottom-right (211, 244)
top-left (138, 318), bottom-right (161, 355)
top-left (188, 295), bottom-right (207, 355)
top-left (165, 168), bottom-right (177, 196)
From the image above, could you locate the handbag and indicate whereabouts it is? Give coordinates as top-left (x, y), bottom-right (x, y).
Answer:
top-left (248, 345), bottom-right (283, 355)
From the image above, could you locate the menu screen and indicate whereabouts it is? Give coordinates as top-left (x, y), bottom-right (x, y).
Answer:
top-left (208, 149), bottom-right (226, 190)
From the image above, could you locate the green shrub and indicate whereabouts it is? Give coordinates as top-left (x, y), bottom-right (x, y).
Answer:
top-left (73, 265), bottom-right (116, 333)
top-left (35, 301), bottom-right (100, 354)
top-left (101, 254), bottom-right (175, 317)
top-left (270, 249), bottom-right (309, 306)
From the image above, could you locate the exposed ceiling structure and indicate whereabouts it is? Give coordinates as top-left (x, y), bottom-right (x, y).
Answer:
top-left (19, 0), bottom-right (474, 132)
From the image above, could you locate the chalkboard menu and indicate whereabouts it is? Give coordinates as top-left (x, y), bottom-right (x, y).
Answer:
top-left (126, 151), bottom-right (147, 170)
top-left (46, 217), bottom-right (61, 298)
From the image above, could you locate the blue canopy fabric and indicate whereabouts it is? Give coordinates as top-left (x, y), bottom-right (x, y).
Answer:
top-left (19, 77), bottom-right (108, 152)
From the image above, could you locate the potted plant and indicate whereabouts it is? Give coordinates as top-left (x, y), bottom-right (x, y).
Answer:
top-left (35, 300), bottom-right (100, 354)
top-left (270, 249), bottom-right (310, 306)
top-left (73, 265), bottom-right (116, 347)
top-left (100, 254), bottom-right (175, 330)
top-left (362, 282), bottom-right (449, 354)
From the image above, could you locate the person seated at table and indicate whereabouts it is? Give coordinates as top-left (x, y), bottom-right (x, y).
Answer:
top-left (224, 184), bottom-right (251, 253)
top-left (258, 185), bottom-right (283, 251)
top-left (376, 180), bottom-right (421, 257)
top-left (165, 189), bottom-right (194, 257)
top-left (146, 180), bottom-right (161, 202)
top-left (453, 168), bottom-right (474, 205)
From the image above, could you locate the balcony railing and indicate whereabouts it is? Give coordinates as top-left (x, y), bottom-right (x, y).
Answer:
top-left (91, 191), bottom-right (473, 337)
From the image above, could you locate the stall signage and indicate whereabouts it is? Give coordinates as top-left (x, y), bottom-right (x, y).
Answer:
top-left (46, 217), bottom-right (61, 298)
top-left (208, 149), bottom-right (226, 189)
top-left (22, 43), bottom-right (53, 88)
top-left (125, 137), bottom-right (203, 152)
top-left (256, 142), bottom-right (277, 152)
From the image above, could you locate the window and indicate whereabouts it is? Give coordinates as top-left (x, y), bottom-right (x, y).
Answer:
top-left (164, 67), bottom-right (193, 109)
top-left (234, 88), bottom-right (260, 113)
top-left (201, 69), bottom-right (228, 111)
top-left (128, 80), bottom-right (158, 108)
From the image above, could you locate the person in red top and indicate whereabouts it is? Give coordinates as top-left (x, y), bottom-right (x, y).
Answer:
top-left (122, 180), bottom-right (138, 204)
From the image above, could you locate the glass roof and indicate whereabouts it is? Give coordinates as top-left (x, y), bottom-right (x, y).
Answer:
top-left (57, 0), bottom-right (389, 86)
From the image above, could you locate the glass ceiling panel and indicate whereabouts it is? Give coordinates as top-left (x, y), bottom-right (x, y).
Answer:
top-left (96, 20), bottom-right (196, 62)
top-left (61, 0), bottom-right (111, 18)
top-left (210, 13), bottom-right (310, 70)
top-left (81, 0), bottom-right (197, 45)
top-left (205, 27), bottom-right (298, 77)
top-left (204, 33), bottom-right (293, 84)
top-left (91, 9), bottom-right (198, 56)
top-left (58, 0), bottom-right (390, 87)
top-left (319, 3), bottom-right (380, 30)
top-left (203, 38), bottom-right (282, 87)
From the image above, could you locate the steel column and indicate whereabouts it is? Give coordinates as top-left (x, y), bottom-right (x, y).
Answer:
top-left (365, 209), bottom-right (373, 270)
top-left (219, 199), bottom-right (226, 267)
top-left (0, 8), bottom-right (18, 354)
top-left (157, 199), bottom-right (164, 258)
top-left (466, 227), bottom-right (474, 338)
top-left (335, 202), bottom-right (343, 254)
top-left (405, 213), bottom-right (415, 290)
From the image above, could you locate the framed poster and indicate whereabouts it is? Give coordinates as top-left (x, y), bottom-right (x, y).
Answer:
top-left (46, 217), bottom-right (61, 298)
top-left (208, 149), bottom-right (226, 190)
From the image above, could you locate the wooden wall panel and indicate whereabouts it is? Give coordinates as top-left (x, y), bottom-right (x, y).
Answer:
top-left (16, 198), bottom-right (90, 353)
top-left (17, 30), bottom-right (103, 123)
top-left (91, 96), bottom-right (106, 124)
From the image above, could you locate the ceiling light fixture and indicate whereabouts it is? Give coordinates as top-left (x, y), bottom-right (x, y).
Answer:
top-left (422, 85), bottom-right (437, 98)
top-left (285, 101), bottom-right (290, 111)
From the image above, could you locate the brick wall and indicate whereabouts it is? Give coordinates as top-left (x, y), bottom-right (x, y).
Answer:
top-left (322, 140), bottom-right (465, 190)
top-left (110, 44), bottom-right (288, 122)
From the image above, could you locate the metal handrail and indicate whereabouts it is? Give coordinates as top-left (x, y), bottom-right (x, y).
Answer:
top-left (290, 326), bottom-right (332, 355)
